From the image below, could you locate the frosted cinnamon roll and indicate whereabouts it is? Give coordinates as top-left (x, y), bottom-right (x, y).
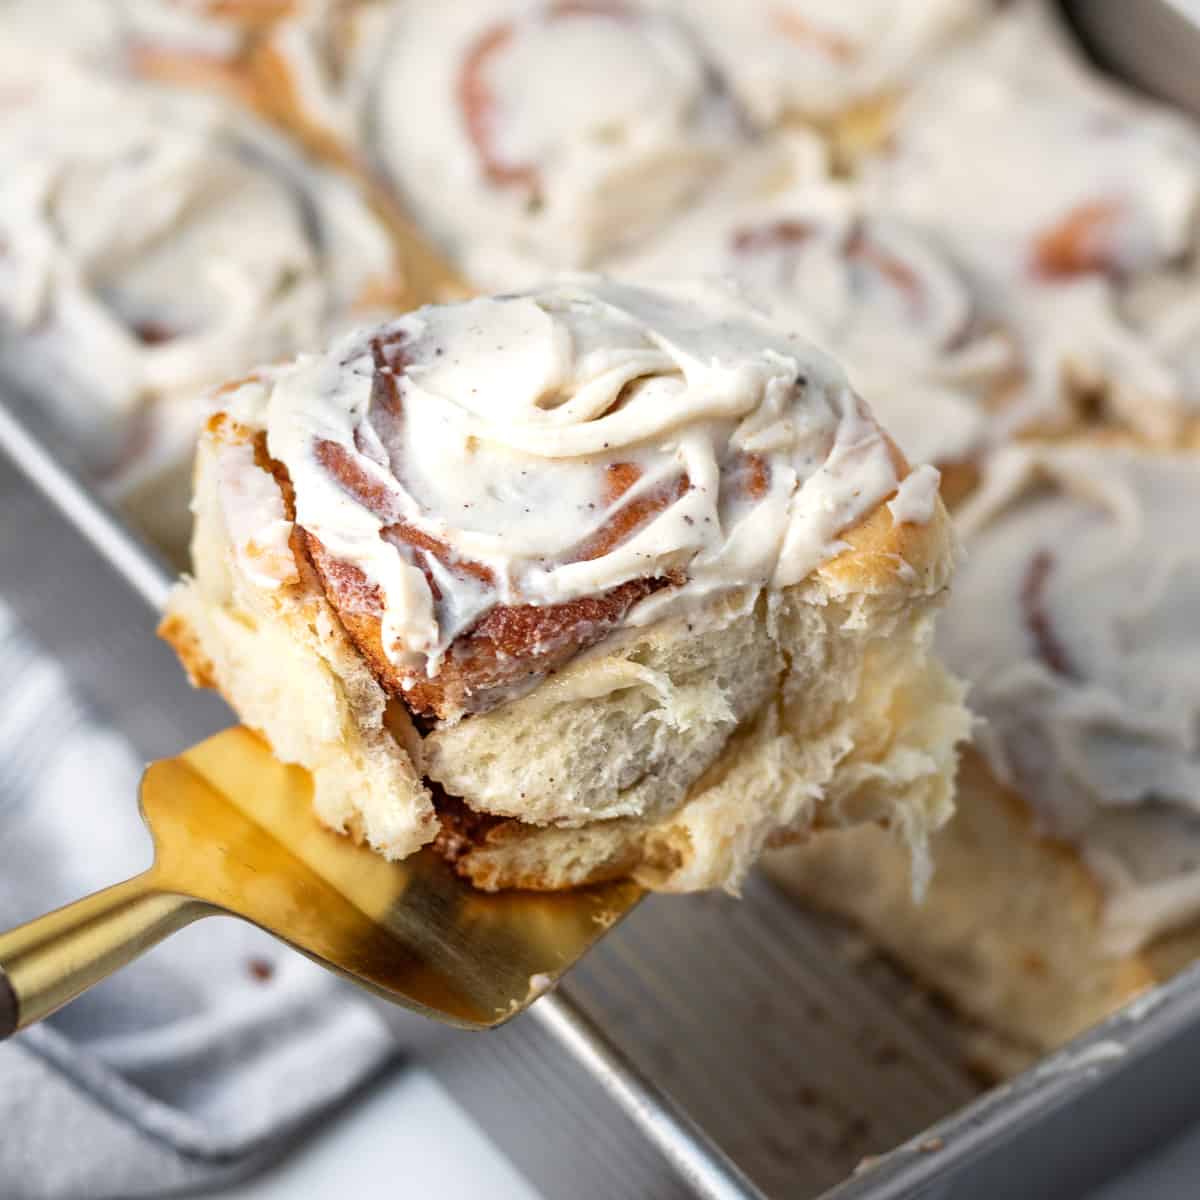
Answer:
top-left (0, 34), bottom-right (402, 533)
top-left (667, 0), bottom-right (986, 161)
top-left (862, 2), bottom-right (1200, 444)
top-left (356, 0), bottom-right (747, 289)
top-left (0, 0), bottom-right (373, 162)
top-left (618, 147), bottom-right (1013, 493)
top-left (161, 277), bottom-right (967, 893)
top-left (769, 440), bottom-right (1200, 1067)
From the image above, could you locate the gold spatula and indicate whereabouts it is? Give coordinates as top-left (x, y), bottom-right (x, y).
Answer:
top-left (0, 725), bottom-right (641, 1038)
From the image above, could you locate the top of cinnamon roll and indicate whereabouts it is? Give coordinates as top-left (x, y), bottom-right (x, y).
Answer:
top-left (220, 275), bottom-right (928, 719)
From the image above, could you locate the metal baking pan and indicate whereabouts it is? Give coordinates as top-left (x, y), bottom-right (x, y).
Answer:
top-left (8, 369), bottom-right (1200, 1199)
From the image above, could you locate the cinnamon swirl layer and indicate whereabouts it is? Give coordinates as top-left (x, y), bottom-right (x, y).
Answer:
top-left (163, 277), bottom-right (966, 889)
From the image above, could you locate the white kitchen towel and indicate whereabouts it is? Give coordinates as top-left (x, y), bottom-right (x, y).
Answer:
top-left (0, 600), bottom-right (401, 1199)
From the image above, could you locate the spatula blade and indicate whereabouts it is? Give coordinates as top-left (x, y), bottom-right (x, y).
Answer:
top-left (140, 727), bottom-right (642, 1028)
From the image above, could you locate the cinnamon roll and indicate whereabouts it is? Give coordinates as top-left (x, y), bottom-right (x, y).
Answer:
top-left (861, 2), bottom-right (1200, 444)
top-left (355, 0), bottom-right (748, 288)
top-left (160, 277), bottom-right (968, 893)
top-left (617, 143), bottom-right (1014, 499)
top-left (0, 0), bottom-right (375, 165)
top-left (0, 31), bottom-right (407, 547)
top-left (768, 440), bottom-right (1200, 1068)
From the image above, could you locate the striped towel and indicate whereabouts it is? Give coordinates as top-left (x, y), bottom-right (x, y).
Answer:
top-left (0, 600), bottom-right (400, 1200)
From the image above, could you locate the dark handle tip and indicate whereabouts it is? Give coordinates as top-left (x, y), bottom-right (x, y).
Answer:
top-left (0, 969), bottom-right (17, 1040)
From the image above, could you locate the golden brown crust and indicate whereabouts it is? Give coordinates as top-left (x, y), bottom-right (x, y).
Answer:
top-left (158, 611), bottom-right (217, 689)
top-left (130, 6), bottom-right (346, 165)
top-left (818, 488), bottom-right (955, 596)
top-left (432, 793), bottom-right (644, 892)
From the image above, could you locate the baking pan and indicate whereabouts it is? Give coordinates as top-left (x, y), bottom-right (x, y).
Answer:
top-left (8, 381), bottom-right (1200, 1199)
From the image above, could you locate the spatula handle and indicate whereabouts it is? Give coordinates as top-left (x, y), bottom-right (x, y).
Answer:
top-left (0, 873), bottom-right (211, 1038)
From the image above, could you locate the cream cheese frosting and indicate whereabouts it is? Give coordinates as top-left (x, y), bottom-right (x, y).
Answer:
top-left (363, 0), bottom-right (746, 289)
top-left (863, 2), bottom-right (1200, 440)
top-left (222, 276), bottom-right (920, 678)
top-left (616, 141), bottom-right (1010, 468)
top-left (939, 442), bottom-right (1200, 952)
top-left (0, 34), bottom-right (395, 467)
top-left (668, 0), bottom-right (987, 126)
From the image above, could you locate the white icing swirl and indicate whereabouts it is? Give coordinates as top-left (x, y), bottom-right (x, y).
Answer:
top-left (616, 141), bottom-right (1010, 467)
top-left (939, 442), bottom-right (1200, 951)
top-left (364, 0), bottom-right (745, 289)
top-left (0, 35), bottom-right (395, 467)
top-left (226, 276), bottom-right (910, 674)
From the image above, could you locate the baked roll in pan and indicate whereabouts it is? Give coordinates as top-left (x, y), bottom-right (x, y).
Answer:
top-left (859, 1), bottom-right (1200, 445)
top-left (0, 23), bottom-right (428, 556)
top-left (615, 148), bottom-right (1014, 498)
top-left (768, 440), bottom-right (1200, 1066)
top-left (162, 276), bottom-right (967, 892)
